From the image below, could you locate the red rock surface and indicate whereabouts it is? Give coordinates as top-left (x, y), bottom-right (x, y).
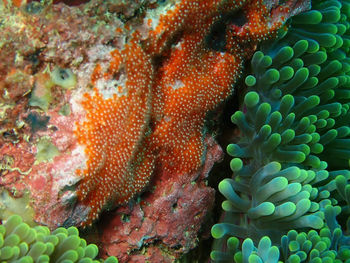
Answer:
top-left (100, 137), bottom-right (221, 262)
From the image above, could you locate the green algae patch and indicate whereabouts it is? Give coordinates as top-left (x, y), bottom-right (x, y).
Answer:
top-left (35, 137), bottom-right (59, 163)
top-left (29, 68), bottom-right (76, 112)
top-left (29, 72), bottom-right (54, 112)
top-left (0, 190), bottom-right (35, 227)
top-left (51, 67), bottom-right (76, 89)
top-left (59, 103), bottom-right (71, 116)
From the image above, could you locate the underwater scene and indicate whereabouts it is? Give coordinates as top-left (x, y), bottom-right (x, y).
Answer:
top-left (0, 0), bottom-right (350, 262)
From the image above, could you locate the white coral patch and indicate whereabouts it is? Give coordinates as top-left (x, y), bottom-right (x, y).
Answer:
top-left (172, 80), bottom-right (185, 90)
top-left (96, 76), bottom-right (128, 99)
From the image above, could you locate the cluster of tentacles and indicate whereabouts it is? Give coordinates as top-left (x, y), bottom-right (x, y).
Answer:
top-left (211, 0), bottom-right (350, 262)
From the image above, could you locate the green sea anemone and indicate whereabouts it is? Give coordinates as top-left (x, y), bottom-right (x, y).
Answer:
top-left (0, 214), bottom-right (118, 263)
top-left (211, 0), bottom-right (350, 261)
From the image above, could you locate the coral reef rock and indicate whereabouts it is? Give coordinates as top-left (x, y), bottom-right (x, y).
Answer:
top-left (0, 0), bottom-right (309, 261)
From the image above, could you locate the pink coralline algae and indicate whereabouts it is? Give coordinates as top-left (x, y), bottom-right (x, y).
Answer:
top-left (0, 0), bottom-right (310, 261)
top-left (100, 137), bottom-right (222, 262)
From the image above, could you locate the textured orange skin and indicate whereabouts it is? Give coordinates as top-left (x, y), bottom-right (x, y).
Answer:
top-left (74, 0), bottom-right (292, 226)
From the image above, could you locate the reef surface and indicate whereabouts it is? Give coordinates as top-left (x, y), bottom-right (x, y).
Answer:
top-left (0, 0), bottom-right (309, 261)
